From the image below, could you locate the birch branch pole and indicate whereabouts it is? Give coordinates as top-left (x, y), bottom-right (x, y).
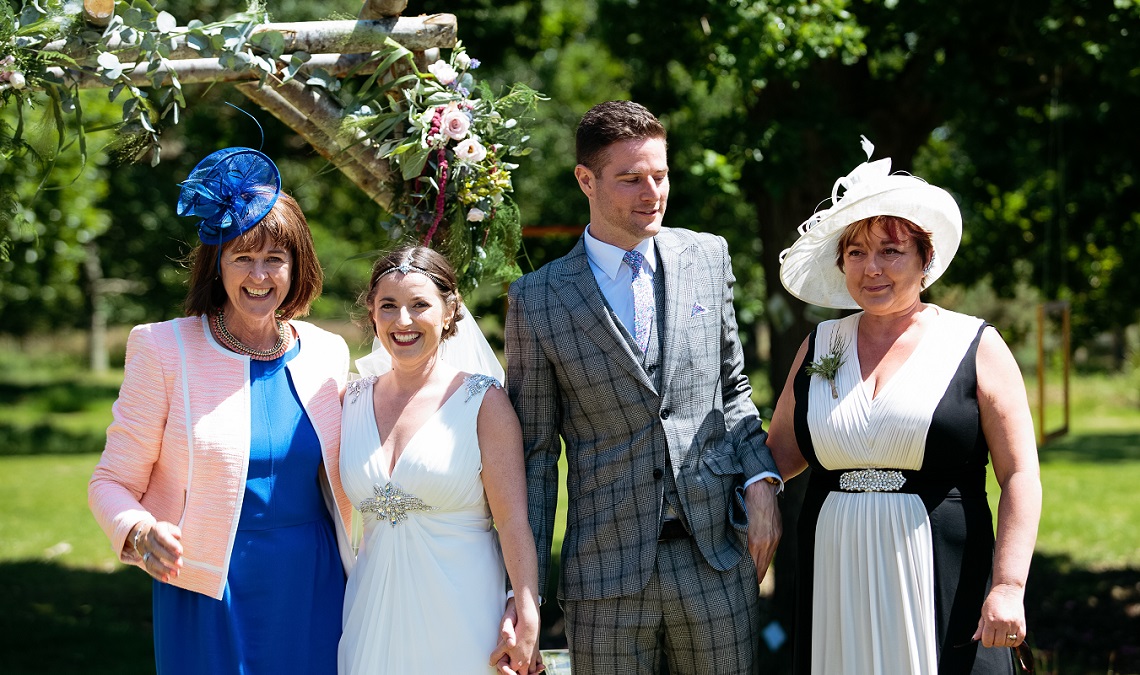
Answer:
top-left (43, 15), bottom-right (457, 65)
top-left (45, 52), bottom-right (379, 89)
top-left (235, 76), bottom-right (397, 209)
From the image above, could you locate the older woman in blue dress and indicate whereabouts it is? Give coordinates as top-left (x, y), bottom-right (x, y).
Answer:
top-left (766, 138), bottom-right (1042, 674)
top-left (90, 144), bottom-right (352, 674)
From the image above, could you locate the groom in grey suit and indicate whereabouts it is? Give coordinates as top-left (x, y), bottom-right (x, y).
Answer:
top-left (506, 101), bottom-right (782, 674)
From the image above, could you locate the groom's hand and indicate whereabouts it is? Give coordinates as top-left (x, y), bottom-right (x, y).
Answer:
top-left (745, 481), bottom-right (782, 584)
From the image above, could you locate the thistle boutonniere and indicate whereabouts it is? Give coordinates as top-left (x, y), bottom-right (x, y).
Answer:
top-left (805, 332), bottom-right (848, 399)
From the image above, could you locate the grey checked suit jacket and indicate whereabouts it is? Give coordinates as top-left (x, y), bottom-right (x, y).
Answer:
top-left (506, 227), bottom-right (777, 602)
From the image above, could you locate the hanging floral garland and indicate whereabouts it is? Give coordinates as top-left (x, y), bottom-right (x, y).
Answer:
top-left (344, 42), bottom-right (544, 293)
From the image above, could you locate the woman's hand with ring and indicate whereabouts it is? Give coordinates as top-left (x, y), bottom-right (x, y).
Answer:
top-left (135, 521), bottom-right (184, 583)
top-left (973, 582), bottom-right (1026, 647)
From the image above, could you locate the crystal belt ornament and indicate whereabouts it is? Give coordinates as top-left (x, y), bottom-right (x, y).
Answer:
top-left (839, 469), bottom-right (907, 492)
top-left (358, 482), bottom-right (435, 525)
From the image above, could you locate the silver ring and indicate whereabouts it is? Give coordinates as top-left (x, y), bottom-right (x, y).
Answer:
top-left (1006, 633), bottom-right (1017, 641)
top-left (142, 552), bottom-right (151, 563)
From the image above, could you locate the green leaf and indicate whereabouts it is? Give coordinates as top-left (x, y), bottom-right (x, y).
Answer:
top-left (122, 7), bottom-right (146, 29)
top-left (401, 146), bottom-right (432, 181)
top-left (251, 30), bottom-right (285, 59)
top-left (96, 52), bottom-right (122, 70)
top-left (122, 98), bottom-right (138, 121)
top-left (155, 11), bottom-right (177, 34)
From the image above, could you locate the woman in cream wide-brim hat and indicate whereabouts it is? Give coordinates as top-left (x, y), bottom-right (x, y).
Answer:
top-left (767, 138), bottom-right (1041, 675)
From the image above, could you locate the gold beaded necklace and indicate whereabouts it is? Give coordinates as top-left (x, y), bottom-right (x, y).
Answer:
top-left (211, 309), bottom-right (291, 360)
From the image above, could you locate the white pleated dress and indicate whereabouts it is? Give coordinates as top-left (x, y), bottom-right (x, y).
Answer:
top-left (800, 309), bottom-right (988, 675)
top-left (338, 374), bottom-right (505, 675)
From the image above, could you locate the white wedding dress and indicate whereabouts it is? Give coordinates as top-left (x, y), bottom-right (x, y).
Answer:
top-left (338, 373), bottom-right (506, 675)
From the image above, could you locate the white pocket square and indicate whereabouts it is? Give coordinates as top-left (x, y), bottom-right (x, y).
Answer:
top-left (691, 302), bottom-right (708, 317)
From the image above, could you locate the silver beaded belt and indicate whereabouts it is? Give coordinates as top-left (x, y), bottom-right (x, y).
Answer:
top-left (838, 469), bottom-right (907, 492)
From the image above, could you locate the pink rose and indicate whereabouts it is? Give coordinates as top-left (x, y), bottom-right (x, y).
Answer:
top-left (455, 138), bottom-right (488, 163)
top-left (441, 108), bottom-right (471, 141)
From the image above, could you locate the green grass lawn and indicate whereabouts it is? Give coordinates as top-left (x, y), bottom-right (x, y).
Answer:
top-left (0, 453), bottom-right (119, 567)
top-left (1, 352), bottom-right (1138, 673)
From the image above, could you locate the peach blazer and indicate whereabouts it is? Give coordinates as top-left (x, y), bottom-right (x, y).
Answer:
top-left (89, 315), bottom-right (354, 600)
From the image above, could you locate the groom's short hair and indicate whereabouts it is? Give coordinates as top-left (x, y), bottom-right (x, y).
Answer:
top-left (576, 100), bottom-right (667, 173)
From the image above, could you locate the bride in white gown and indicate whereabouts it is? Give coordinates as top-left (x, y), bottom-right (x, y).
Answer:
top-left (338, 246), bottom-right (542, 675)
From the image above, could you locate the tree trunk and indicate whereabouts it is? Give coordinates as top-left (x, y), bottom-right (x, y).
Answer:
top-left (83, 243), bottom-right (108, 374)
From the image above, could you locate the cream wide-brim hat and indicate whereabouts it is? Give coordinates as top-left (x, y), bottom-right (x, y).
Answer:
top-left (778, 141), bottom-right (963, 310)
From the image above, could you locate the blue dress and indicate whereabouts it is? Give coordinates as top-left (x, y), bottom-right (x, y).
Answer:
top-left (153, 341), bottom-right (345, 674)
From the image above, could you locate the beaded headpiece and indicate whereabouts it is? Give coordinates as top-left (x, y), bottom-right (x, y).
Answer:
top-left (375, 262), bottom-right (446, 288)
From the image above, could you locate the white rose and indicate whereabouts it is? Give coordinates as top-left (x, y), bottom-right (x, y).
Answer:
top-left (9, 71), bottom-right (25, 89)
top-left (455, 138), bottom-right (488, 163)
top-left (440, 108), bottom-right (471, 141)
top-left (466, 207), bottom-right (486, 222)
top-left (455, 52), bottom-right (471, 69)
top-left (427, 60), bottom-right (458, 86)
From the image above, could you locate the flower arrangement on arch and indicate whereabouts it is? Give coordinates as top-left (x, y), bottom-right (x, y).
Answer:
top-left (351, 42), bottom-right (545, 293)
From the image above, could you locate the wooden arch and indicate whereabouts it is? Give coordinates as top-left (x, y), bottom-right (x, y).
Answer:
top-left (65, 0), bottom-right (459, 209)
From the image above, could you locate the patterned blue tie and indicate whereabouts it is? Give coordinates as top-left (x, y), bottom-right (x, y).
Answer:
top-left (622, 249), bottom-right (653, 353)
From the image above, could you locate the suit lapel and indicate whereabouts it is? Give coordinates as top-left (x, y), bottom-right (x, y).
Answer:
top-left (656, 230), bottom-right (694, 395)
top-left (553, 238), bottom-right (655, 391)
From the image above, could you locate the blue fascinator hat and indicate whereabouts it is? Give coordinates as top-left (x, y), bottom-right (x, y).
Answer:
top-left (177, 146), bottom-right (281, 246)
